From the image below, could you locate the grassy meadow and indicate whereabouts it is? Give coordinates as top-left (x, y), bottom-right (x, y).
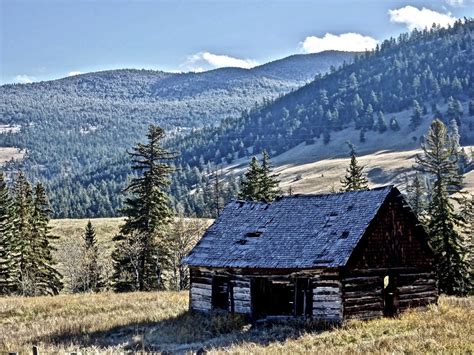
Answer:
top-left (0, 292), bottom-right (472, 353)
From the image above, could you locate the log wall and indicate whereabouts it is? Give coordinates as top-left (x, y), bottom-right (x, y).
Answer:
top-left (232, 279), bottom-right (251, 314)
top-left (396, 271), bottom-right (438, 310)
top-left (312, 271), bottom-right (343, 322)
top-left (189, 268), bottom-right (213, 312)
top-left (341, 274), bottom-right (384, 320)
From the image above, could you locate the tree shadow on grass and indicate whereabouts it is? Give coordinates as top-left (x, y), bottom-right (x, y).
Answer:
top-left (33, 310), bottom-right (335, 353)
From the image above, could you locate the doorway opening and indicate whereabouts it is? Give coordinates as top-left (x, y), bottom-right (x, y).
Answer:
top-left (383, 275), bottom-right (397, 317)
top-left (212, 276), bottom-right (231, 311)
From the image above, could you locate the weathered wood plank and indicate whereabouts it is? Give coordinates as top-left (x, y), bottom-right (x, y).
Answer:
top-left (190, 276), bottom-right (213, 285)
top-left (398, 292), bottom-right (438, 301)
top-left (343, 296), bottom-right (383, 305)
top-left (342, 276), bottom-right (382, 283)
top-left (191, 300), bottom-right (211, 310)
top-left (313, 286), bottom-right (340, 295)
top-left (343, 288), bottom-right (382, 299)
top-left (344, 303), bottom-right (383, 312)
top-left (191, 282), bottom-right (212, 290)
top-left (397, 285), bottom-right (437, 294)
top-left (190, 287), bottom-right (212, 297)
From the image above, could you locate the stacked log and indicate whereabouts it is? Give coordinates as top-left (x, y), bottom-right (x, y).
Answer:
top-left (396, 272), bottom-right (438, 310)
top-left (313, 273), bottom-right (343, 322)
top-left (189, 268), bottom-right (213, 312)
top-left (342, 275), bottom-right (384, 320)
top-left (232, 279), bottom-right (251, 314)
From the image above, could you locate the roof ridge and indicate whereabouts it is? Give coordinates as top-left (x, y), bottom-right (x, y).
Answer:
top-left (233, 185), bottom-right (394, 205)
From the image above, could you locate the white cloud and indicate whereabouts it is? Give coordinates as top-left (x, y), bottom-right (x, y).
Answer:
top-left (301, 33), bottom-right (378, 54)
top-left (182, 52), bottom-right (258, 72)
top-left (388, 6), bottom-right (456, 30)
top-left (67, 71), bottom-right (83, 77)
top-left (445, 0), bottom-right (464, 7)
top-left (14, 75), bottom-right (36, 84)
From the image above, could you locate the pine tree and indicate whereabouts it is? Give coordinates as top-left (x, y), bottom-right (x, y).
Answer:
top-left (112, 125), bottom-right (176, 292)
top-left (459, 194), bottom-right (473, 294)
top-left (31, 183), bottom-right (62, 295)
top-left (0, 172), bottom-right (15, 295)
top-left (390, 117), bottom-right (400, 131)
top-left (406, 173), bottom-right (427, 218)
top-left (340, 145), bottom-right (369, 192)
top-left (82, 221), bottom-right (102, 292)
top-left (211, 169), bottom-right (224, 217)
top-left (13, 172), bottom-right (35, 296)
top-left (410, 99), bottom-right (423, 128)
top-left (415, 119), bottom-right (470, 295)
top-left (239, 156), bottom-right (263, 201)
top-left (376, 111), bottom-right (387, 133)
top-left (260, 150), bottom-right (280, 202)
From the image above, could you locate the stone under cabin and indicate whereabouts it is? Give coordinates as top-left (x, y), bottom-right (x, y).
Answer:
top-left (182, 186), bottom-right (438, 322)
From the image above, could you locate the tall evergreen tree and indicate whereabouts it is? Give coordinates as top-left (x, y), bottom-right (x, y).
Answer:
top-left (410, 99), bottom-right (423, 128)
top-left (239, 156), bottom-right (263, 201)
top-left (112, 125), bottom-right (176, 292)
top-left (82, 220), bottom-right (102, 292)
top-left (0, 173), bottom-right (15, 295)
top-left (415, 119), bottom-right (470, 295)
top-left (31, 183), bottom-right (62, 295)
top-left (459, 194), bottom-right (473, 294)
top-left (406, 173), bottom-right (427, 219)
top-left (260, 150), bottom-right (280, 202)
top-left (340, 145), bottom-right (369, 192)
top-left (13, 172), bottom-right (35, 295)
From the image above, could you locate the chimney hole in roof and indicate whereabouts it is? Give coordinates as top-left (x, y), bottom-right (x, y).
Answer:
top-left (329, 211), bottom-right (338, 216)
top-left (246, 231), bottom-right (262, 238)
top-left (341, 231), bottom-right (350, 238)
top-left (347, 205), bottom-right (354, 211)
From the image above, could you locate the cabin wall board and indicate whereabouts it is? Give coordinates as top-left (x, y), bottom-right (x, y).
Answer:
top-left (313, 272), bottom-right (343, 322)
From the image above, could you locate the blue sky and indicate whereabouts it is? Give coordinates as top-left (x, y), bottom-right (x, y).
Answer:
top-left (1, 0), bottom-right (473, 84)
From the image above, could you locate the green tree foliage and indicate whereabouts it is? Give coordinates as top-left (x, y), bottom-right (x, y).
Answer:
top-left (82, 221), bottom-right (102, 292)
top-left (0, 173), bottom-right (15, 294)
top-left (260, 150), bottom-right (280, 202)
top-left (410, 100), bottom-right (423, 128)
top-left (112, 125), bottom-right (176, 292)
top-left (239, 156), bottom-right (264, 201)
top-left (406, 173), bottom-right (427, 219)
top-left (415, 120), bottom-right (470, 295)
top-left (239, 151), bottom-right (280, 202)
top-left (31, 183), bottom-right (63, 295)
top-left (389, 117), bottom-right (400, 131)
top-left (340, 145), bottom-right (369, 192)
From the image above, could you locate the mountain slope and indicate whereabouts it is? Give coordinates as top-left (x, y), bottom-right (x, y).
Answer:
top-left (0, 51), bottom-right (354, 130)
top-left (0, 51), bottom-right (354, 217)
top-left (175, 20), bottom-right (473, 169)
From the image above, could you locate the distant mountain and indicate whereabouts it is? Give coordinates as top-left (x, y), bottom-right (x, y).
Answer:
top-left (0, 51), bottom-right (354, 217)
top-left (0, 51), bottom-right (354, 130)
top-left (176, 20), bottom-right (474, 168)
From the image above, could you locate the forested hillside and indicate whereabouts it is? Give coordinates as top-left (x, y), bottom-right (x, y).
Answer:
top-left (1, 21), bottom-right (473, 219)
top-left (0, 51), bottom-right (353, 217)
top-left (175, 20), bottom-right (473, 168)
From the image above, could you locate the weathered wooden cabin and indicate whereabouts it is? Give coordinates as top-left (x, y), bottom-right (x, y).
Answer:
top-left (182, 186), bottom-right (438, 322)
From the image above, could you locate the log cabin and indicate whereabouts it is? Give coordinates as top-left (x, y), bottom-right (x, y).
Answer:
top-left (182, 186), bottom-right (438, 322)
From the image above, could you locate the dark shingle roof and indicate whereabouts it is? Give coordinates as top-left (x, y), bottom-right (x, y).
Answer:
top-left (182, 185), bottom-right (395, 269)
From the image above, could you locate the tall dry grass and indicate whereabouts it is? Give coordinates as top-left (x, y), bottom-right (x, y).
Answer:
top-left (0, 292), bottom-right (472, 353)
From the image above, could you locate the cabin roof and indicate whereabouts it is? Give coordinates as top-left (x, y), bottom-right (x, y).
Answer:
top-left (183, 185), bottom-right (400, 269)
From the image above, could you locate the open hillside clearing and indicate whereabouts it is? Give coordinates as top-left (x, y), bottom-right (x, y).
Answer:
top-left (0, 292), bottom-right (472, 354)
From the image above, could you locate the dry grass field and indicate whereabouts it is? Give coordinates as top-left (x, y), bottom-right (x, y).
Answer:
top-left (0, 292), bottom-right (472, 353)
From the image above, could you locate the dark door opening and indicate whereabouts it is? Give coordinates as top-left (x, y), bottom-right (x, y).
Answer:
top-left (251, 279), bottom-right (294, 318)
top-left (383, 275), bottom-right (397, 317)
top-left (212, 276), bottom-right (231, 311)
top-left (295, 278), bottom-right (313, 317)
